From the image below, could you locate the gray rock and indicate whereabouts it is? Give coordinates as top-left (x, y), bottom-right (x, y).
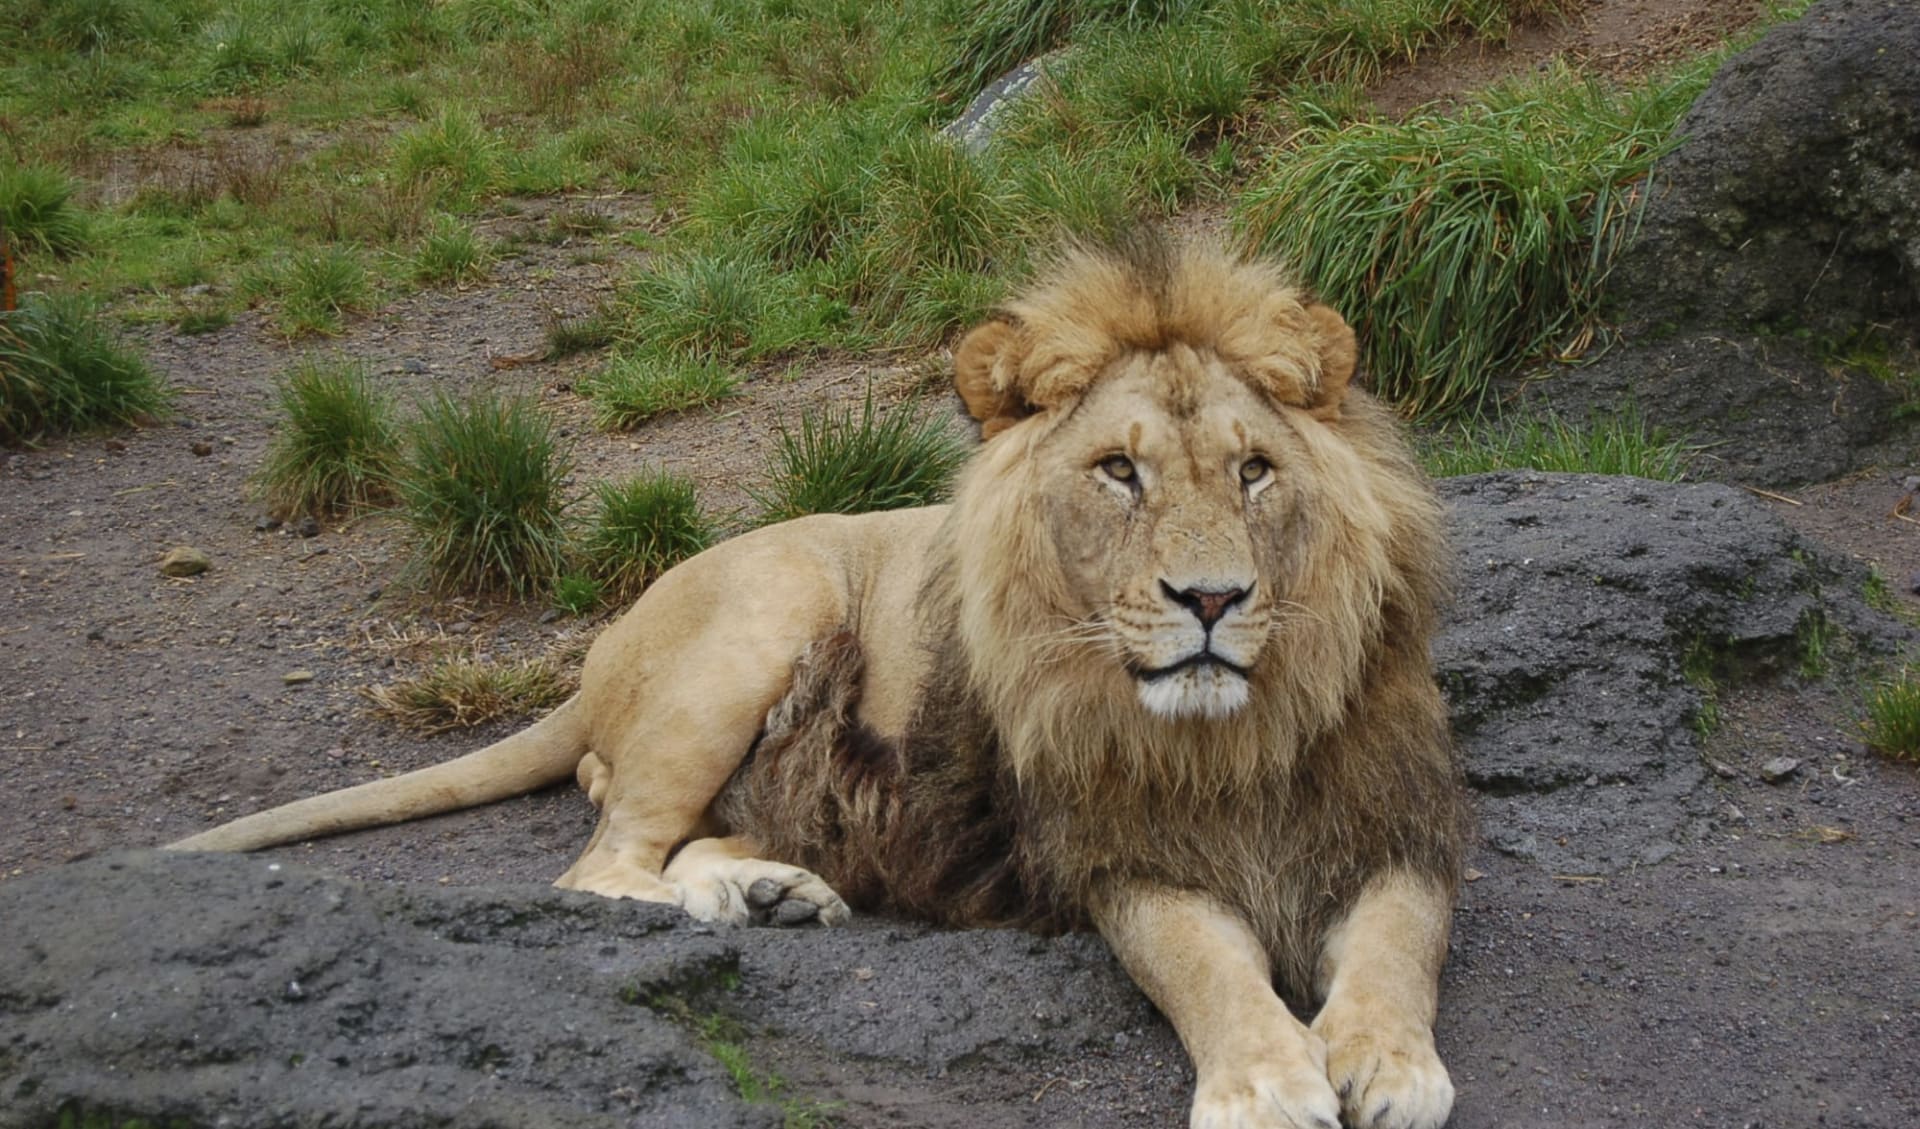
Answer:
top-left (1437, 473), bottom-right (1907, 873)
top-left (158, 546), bottom-right (211, 577)
top-left (1513, 333), bottom-right (1902, 486)
top-left (1514, 0), bottom-right (1920, 485)
top-left (0, 853), bottom-right (772, 1129)
top-left (1759, 756), bottom-right (1803, 783)
top-left (942, 59), bottom-right (1051, 153)
top-left (296, 515), bottom-right (321, 538)
top-left (0, 851), bottom-right (1151, 1128)
top-left (1614, 0), bottom-right (1920, 336)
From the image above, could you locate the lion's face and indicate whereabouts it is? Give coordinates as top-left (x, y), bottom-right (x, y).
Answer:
top-left (1034, 348), bottom-right (1307, 720)
top-left (946, 240), bottom-right (1421, 785)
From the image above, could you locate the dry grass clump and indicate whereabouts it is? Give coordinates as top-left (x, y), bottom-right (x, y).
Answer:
top-left (363, 649), bottom-right (578, 734)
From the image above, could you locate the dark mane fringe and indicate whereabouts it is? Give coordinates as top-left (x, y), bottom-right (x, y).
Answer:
top-left (712, 621), bottom-right (1079, 933)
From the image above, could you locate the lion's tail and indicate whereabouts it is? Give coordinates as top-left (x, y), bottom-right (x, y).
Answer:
top-left (164, 694), bottom-right (589, 853)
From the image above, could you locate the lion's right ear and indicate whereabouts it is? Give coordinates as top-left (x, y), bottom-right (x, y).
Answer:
top-left (1303, 302), bottom-right (1357, 421)
top-left (953, 319), bottom-right (1032, 439)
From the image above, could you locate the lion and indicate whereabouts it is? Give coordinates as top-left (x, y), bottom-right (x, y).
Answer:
top-left (169, 234), bottom-right (1469, 1129)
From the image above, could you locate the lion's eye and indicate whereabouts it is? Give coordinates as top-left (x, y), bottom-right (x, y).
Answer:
top-left (1100, 454), bottom-right (1137, 483)
top-left (1240, 457), bottom-right (1272, 485)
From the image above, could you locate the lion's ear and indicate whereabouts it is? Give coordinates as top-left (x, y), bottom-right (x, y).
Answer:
top-left (1304, 303), bottom-right (1357, 420)
top-left (954, 319), bottom-right (1032, 439)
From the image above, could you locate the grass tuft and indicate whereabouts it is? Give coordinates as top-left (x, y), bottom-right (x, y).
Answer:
top-left (1864, 669), bottom-right (1920, 761)
top-left (1241, 68), bottom-right (1700, 418)
top-left (551, 572), bottom-right (605, 617)
top-left (544, 306), bottom-right (618, 359)
top-left (1420, 411), bottom-right (1689, 479)
top-left (0, 163), bottom-right (89, 257)
top-left (626, 253), bottom-right (766, 360)
top-left (277, 246), bottom-right (374, 336)
top-left (397, 390), bottom-right (572, 598)
top-left (752, 395), bottom-right (968, 524)
top-left (577, 471), bottom-right (714, 603)
top-left (256, 356), bottom-right (402, 519)
top-left (1, 292), bottom-right (169, 446)
top-left (581, 351), bottom-right (739, 430)
top-left (392, 108), bottom-right (500, 207)
top-left (412, 216), bottom-right (492, 284)
top-left (364, 651), bottom-right (577, 734)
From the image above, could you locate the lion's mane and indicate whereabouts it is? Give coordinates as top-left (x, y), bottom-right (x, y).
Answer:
top-left (717, 238), bottom-right (1467, 995)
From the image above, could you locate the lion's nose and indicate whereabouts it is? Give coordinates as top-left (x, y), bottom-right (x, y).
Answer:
top-left (1160, 581), bottom-right (1252, 629)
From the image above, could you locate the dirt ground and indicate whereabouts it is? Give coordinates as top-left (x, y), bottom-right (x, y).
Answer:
top-left (4, 0), bottom-right (1919, 1126)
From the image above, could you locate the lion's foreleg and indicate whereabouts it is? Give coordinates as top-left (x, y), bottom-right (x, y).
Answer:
top-left (1092, 883), bottom-right (1339, 1129)
top-left (1309, 870), bottom-right (1455, 1129)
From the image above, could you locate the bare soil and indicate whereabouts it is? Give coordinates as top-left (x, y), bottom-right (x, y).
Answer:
top-left (4, 1), bottom-right (1919, 1126)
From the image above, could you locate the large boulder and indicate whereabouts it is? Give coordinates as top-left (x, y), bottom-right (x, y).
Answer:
top-left (1615, 0), bottom-right (1920, 334)
top-left (1520, 0), bottom-right (1920, 485)
top-left (1436, 472), bottom-right (1901, 872)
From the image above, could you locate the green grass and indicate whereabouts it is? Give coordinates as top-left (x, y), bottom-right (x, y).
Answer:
top-left (751, 396), bottom-right (968, 524)
top-left (695, 1014), bottom-right (841, 1129)
top-left (551, 572), bottom-right (604, 616)
top-left (0, 162), bottom-right (89, 256)
top-left (1420, 411), bottom-right (1690, 479)
top-left (626, 252), bottom-right (768, 360)
top-left (581, 351), bottom-right (740, 430)
top-left (397, 390), bottom-right (572, 598)
top-left (256, 356), bottom-right (402, 519)
top-left (1681, 635), bottom-right (1723, 739)
top-left (544, 306), bottom-right (618, 359)
top-left (1863, 669), bottom-right (1920, 761)
top-left (1796, 611), bottom-right (1833, 681)
top-left (275, 246), bottom-right (374, 336)
top-left (0, 292), bottom-right (169, 446)
top-left (1241, 65), bottom-right (1709, 418)
top-left (392, 108), bottom-right (501, 208)
top-left (577, 470), bottom-right (714, 603)
top-left (412, 215), bottom-right (492, 284)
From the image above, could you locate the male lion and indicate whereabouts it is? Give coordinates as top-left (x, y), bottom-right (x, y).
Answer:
top-left (171, 235), bottom-right (1468, 1129)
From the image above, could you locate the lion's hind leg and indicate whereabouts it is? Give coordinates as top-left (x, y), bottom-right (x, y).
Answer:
top-left (552, 532), bottom-right (856, 913)
top-left (665, 835), bottom-right (851, 927)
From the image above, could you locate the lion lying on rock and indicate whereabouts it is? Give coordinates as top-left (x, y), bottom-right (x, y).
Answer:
top-left (171, 235), bottom-right (1469, 1129)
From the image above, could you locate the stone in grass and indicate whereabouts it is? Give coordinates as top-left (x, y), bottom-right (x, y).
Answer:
top-left (1759, 757), bottom-right (1803, 784)
top-left (282, 670), bottom-right (315, 686)
top-left (159, 547), bottom-right (211, 577)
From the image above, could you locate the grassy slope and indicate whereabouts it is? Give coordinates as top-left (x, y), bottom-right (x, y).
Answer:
top-left (3, 0), bottom-right (1806, 455)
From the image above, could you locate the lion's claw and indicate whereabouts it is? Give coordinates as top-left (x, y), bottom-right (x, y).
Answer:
top-left (1314, 1017), bottom-right (1453, 1129)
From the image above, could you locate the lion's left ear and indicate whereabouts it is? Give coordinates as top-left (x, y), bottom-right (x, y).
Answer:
top-left (953, 318), bottom-right (1033, 440)
top-left (1304, 303), bottom-right (1357, 421)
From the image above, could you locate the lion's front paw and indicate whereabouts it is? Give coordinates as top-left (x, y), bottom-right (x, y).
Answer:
top-left (1314, 1017), bottom-right (1454, 1129)
top-left (675, 858), bottom-right (851, 928)
top-left (1190, 1046), bottom-right (1341, 1129)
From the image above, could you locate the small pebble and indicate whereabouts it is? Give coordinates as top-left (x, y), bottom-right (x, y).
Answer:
top-left (255, 516), bottom-right (283, 533)
top-left (159, 546), bottom-right (211, 577)
top-left (283, 670), bottom-right (315, 685)
top-left (296, 516), bottom-right (321, 538)
top-left (190, 440), bottom-right (214, 457)
top-left (1759, 756), bottom-right (1802, 784)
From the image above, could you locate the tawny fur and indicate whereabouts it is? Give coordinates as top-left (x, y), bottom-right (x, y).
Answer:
top-left (167, 232), bottom-right (1465, 1008)
top-left (721, 236), bottom-right (1467, 995)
